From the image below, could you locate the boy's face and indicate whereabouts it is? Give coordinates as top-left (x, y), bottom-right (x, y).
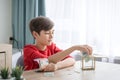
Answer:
top-left (33, 28), bottom-right (54, 46)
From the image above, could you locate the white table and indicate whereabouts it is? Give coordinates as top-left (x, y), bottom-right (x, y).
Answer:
top-left (23, 61), bottom-right (120, 80)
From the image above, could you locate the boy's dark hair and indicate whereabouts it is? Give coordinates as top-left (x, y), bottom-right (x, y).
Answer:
top-left (29, 16), bottom-right (54, 34)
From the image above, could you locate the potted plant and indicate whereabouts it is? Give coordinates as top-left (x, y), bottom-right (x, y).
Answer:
top-left (0, 67), bottom-right (9, 79)
top-left (0, 67), bottom-right (14, 80)
top-left (11, 66), bottom-right (24, 80)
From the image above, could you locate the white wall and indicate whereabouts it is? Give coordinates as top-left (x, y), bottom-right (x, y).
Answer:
top-left (0, 0), bottom-right (12, 43)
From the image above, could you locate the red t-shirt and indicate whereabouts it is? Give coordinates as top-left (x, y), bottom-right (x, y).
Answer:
top-left (24, 43), bottom-right (71, 70)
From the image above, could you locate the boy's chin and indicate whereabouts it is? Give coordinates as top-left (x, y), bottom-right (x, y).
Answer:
top-left (47, 42), bottom-right (52, 45)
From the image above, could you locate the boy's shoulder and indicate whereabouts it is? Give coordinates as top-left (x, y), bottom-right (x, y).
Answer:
top-left (24, 43), bottom-right (57, 50)
top-left (24, 44), bottom-right (37, 50)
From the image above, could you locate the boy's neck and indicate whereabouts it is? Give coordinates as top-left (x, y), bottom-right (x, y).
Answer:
top-left (35, 43), bottom-right (46, 51)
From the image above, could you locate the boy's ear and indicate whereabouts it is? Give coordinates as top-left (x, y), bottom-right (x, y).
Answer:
top-left (32, 31), bottom-right (39, 39)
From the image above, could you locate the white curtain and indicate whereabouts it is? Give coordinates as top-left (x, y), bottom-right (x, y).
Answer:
top-left (45, 0), bottom-right (120, 58)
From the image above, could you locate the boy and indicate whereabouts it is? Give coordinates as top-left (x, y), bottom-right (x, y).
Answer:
top-left (24, 16), bottom-right (92, 71)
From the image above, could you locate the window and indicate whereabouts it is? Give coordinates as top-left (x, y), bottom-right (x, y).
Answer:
top-left (45, 0), bottom-right (120, 59)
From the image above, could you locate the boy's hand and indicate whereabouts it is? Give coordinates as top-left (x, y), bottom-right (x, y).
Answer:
top-left (74, 45), bottom-right (93, 55)
top-left (83, 45), bottom-right (92, 55)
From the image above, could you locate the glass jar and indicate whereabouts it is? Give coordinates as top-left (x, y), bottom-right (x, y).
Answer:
top-left (81, 55), bottom-right (95, 70)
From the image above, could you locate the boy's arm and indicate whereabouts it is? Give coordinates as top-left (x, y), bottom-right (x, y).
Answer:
top-left (55, 58), bottom-right (75, 70)
top-left (43, 58), bottom-right (75, 71)
top-left (48, 46), bottom-right (76, 63)
top-left (48, 45), bottom-right (92, 63)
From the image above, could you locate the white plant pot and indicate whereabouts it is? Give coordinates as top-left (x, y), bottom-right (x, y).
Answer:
top-left (0, 77), bottom-right (15, 80)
